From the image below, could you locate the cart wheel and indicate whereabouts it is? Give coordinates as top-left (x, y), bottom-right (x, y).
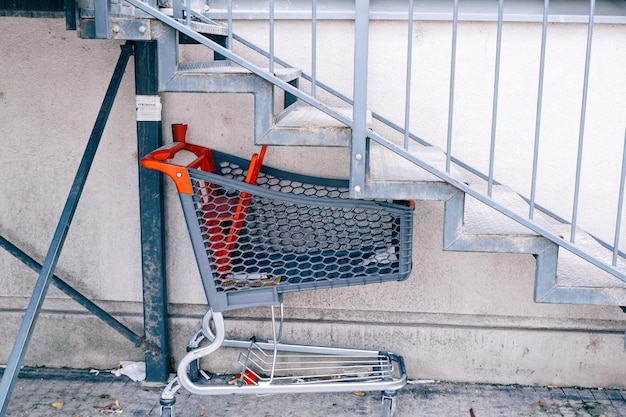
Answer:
top-left (188, 359), bottom-right (200, 382)
top-left (380, 394), bottom-right (396, 417)
top-left (161, 406), bottom-right (173, 417)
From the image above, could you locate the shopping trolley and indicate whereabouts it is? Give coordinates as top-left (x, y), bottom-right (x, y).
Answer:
top-left (141, 124), bottom-right (414, 417)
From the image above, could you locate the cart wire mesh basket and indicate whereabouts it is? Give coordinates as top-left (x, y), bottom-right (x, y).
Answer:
top-left (143, 132), bottom-right (413, 313)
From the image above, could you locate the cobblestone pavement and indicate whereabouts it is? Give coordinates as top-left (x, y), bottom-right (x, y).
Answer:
top-left (2, 368), bottom-right (626, 417)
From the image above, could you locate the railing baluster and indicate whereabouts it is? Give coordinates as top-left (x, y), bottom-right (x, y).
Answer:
top-left (185, 0), bottom-right (191, 25)
top-left (311, 0), bottom-right (317, 97)
top-left (529, 0), bottom-right (550, 220)
top-left (269, 0), bottom-right (275, 73)
top-left (613, 129), bottom-right (626, 265)
top-left (488, 0), bottom-right (504, 197)
top-left (571, 0), bottom-right (595, 243)
top-left (228, 0), bottom-right (233, 50)
top-left (446, 0), bottom-right (459, 174)
top-left (403, 0), bottom-right (414, 149)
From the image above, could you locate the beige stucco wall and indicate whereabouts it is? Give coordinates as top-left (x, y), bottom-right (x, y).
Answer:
top-left (1, 16), bottom-right (625, 388)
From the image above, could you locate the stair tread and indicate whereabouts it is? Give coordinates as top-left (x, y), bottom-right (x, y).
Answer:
top-left (275, 102), bottom-right (363, 129)
top-left (177, 61), bottom-right (302, 81)
top-left (174, 18), bottom-right (229, 36)
top-left (258, 103), bottom-right (368, 147)
top-left (555, 225), bottom-right (626, 289)
top-left (463, 185), bottom-right (554, 237)
top-left (368, 144), bottom-right (463, 184)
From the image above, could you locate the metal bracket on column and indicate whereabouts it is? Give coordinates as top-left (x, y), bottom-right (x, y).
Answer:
top-left (0, 42), bottom-right (134, 417)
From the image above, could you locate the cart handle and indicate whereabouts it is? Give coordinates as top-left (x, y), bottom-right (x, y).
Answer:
top-left (141, 138), bottom-right (215, 195)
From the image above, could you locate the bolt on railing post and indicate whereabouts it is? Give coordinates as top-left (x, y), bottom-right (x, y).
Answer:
top-left (351, 0), bottom-right (370, 199)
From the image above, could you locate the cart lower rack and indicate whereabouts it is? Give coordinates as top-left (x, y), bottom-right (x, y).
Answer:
top-left (141, 124), bottom-right (414, 417)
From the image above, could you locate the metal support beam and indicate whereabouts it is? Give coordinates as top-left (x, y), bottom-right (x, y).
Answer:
top-left (134, 41), bottom-right (170, 383)
top-left (0, 42), bottom-right (133, 417)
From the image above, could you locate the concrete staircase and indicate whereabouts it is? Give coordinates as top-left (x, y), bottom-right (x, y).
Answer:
top-left (78, 0), bottom-right (626, 308)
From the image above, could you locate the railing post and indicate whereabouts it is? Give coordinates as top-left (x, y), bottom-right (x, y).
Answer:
top-left (93, 0), bottom-right (110, 38)
top-left (350, 0), bottom-right (370, 199)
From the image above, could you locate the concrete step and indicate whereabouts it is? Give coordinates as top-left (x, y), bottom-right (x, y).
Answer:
top-left (257, 102), bottom-right (369, 147)
top-left (536, 224), bottom-right (626, 305)
top-left (363, 143), bottom-right (463, 200)
top-left (446, 185), bottom-right (555, 254)
top-left (163, 62), bottom-right (301, 93)
top-left (173, 18), bottom-right (229, 36)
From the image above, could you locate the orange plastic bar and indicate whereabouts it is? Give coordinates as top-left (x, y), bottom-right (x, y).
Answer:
top-left (140, 141), bottom-right (215, 195)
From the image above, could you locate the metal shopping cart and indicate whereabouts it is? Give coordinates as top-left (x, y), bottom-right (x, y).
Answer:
top-left (141, 124), bottom-right (414, 417)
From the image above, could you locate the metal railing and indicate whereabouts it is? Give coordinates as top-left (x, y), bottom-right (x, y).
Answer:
top-left (123, 0), bottom-right (625, 280)
top-left (350, 0), bottom-right (625, 280)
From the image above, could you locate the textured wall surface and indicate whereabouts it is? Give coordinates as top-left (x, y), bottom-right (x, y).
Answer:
top-left (1, 16), bottom-right (625, 388)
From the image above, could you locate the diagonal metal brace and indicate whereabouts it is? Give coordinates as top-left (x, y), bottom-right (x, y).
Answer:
top-left (0, 42), bottom-right (134, 417)
top-left (0, 235), bottom-right (157, 353)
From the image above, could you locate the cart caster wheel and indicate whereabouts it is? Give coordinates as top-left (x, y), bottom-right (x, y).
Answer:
top-left (188, 359), bottom-right (200, 382)
top-left (380, 392), bottom-right (396, 417)
top-left (160, 398), bottom-right (176, 417)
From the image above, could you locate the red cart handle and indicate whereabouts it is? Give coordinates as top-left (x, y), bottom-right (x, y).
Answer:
top-left (140, 124), bottom-right (215, 194)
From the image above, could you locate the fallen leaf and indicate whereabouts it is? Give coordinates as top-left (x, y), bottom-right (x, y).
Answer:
top-left (111, 400), bottom-right (121, 410)
top-left (469, 408), bottom-right (476, 417)
top-left (51, 402), bottom-right (64, 409)
top-left (352, 391), bottom-right (366, 397)
top-left (97, 399), bottom-right (122, 412)
top-left (538, 399), bottom-right (546, 405)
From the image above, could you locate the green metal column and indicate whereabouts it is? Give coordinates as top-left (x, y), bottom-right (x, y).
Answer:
top-left (134, 41), bottom-right (170, 383)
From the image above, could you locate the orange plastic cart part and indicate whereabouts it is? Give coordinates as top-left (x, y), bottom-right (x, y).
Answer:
top-left (141, 124), bottom-right (267, 277)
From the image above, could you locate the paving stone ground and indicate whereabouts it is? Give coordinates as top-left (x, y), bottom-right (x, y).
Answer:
top-left (2, 368), bottom-right (626, 417)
